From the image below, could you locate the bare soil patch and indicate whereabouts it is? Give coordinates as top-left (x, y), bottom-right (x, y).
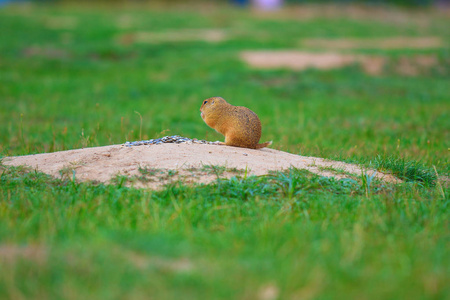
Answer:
top-left (22, 46), bottom-right (71, 59)
top-left (117, 29), bottom-right (227, 45)
top-left (241, 51), bottom-right (357, 70)
top-left (3, 144), bottom-right (400, 190)
top-left (301, 37), bottom-right (443, 50)
top-left (394, 55), bottom-right (439, 76)
top-left (0, 244), bottom-right (46, 265)
top-left (240, 51), bottom-right (439, 76)
top-left (241, 50), bottom-right (385, 74)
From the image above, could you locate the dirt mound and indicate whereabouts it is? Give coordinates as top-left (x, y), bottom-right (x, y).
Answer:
top-left (3, 143), bottom-right (400, 189)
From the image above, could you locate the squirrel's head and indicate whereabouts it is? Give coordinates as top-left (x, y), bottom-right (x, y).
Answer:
top-left (200, 97), bottom-right (228, 120)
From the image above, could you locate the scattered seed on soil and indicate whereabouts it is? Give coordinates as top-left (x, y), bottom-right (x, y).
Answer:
top-left (124, 135), bottom-right (220, 147)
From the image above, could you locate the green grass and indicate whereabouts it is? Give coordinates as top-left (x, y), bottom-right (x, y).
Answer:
top-left (0, 2), bottom-right (449, 299)
top-left (372, 155), bottom-right (438, 186)
top-left (0, 165), bottom-right (448, 299)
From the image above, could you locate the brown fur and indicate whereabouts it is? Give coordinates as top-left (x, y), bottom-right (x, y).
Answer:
top-left (200, 97), bottom-right (272, 149)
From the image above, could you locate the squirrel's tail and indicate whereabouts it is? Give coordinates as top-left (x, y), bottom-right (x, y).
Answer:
top-left (255, 141), bottom-right (272, 149)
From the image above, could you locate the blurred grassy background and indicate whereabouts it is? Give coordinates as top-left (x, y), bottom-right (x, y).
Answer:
top-left (0, 2), bottom-right (449, 299)
top-left (19, 0), bottom-right (442, 6)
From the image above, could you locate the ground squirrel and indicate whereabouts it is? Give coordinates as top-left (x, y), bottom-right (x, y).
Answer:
top-left (200, 96), bottom-right (272, 149)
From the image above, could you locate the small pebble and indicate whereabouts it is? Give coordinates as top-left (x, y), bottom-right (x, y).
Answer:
top-left (124, 135), bottom-right (220, 147)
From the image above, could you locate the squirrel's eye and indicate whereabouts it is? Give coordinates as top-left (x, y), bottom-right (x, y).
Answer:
top-left (203, 100), bottom-right (208, 104)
